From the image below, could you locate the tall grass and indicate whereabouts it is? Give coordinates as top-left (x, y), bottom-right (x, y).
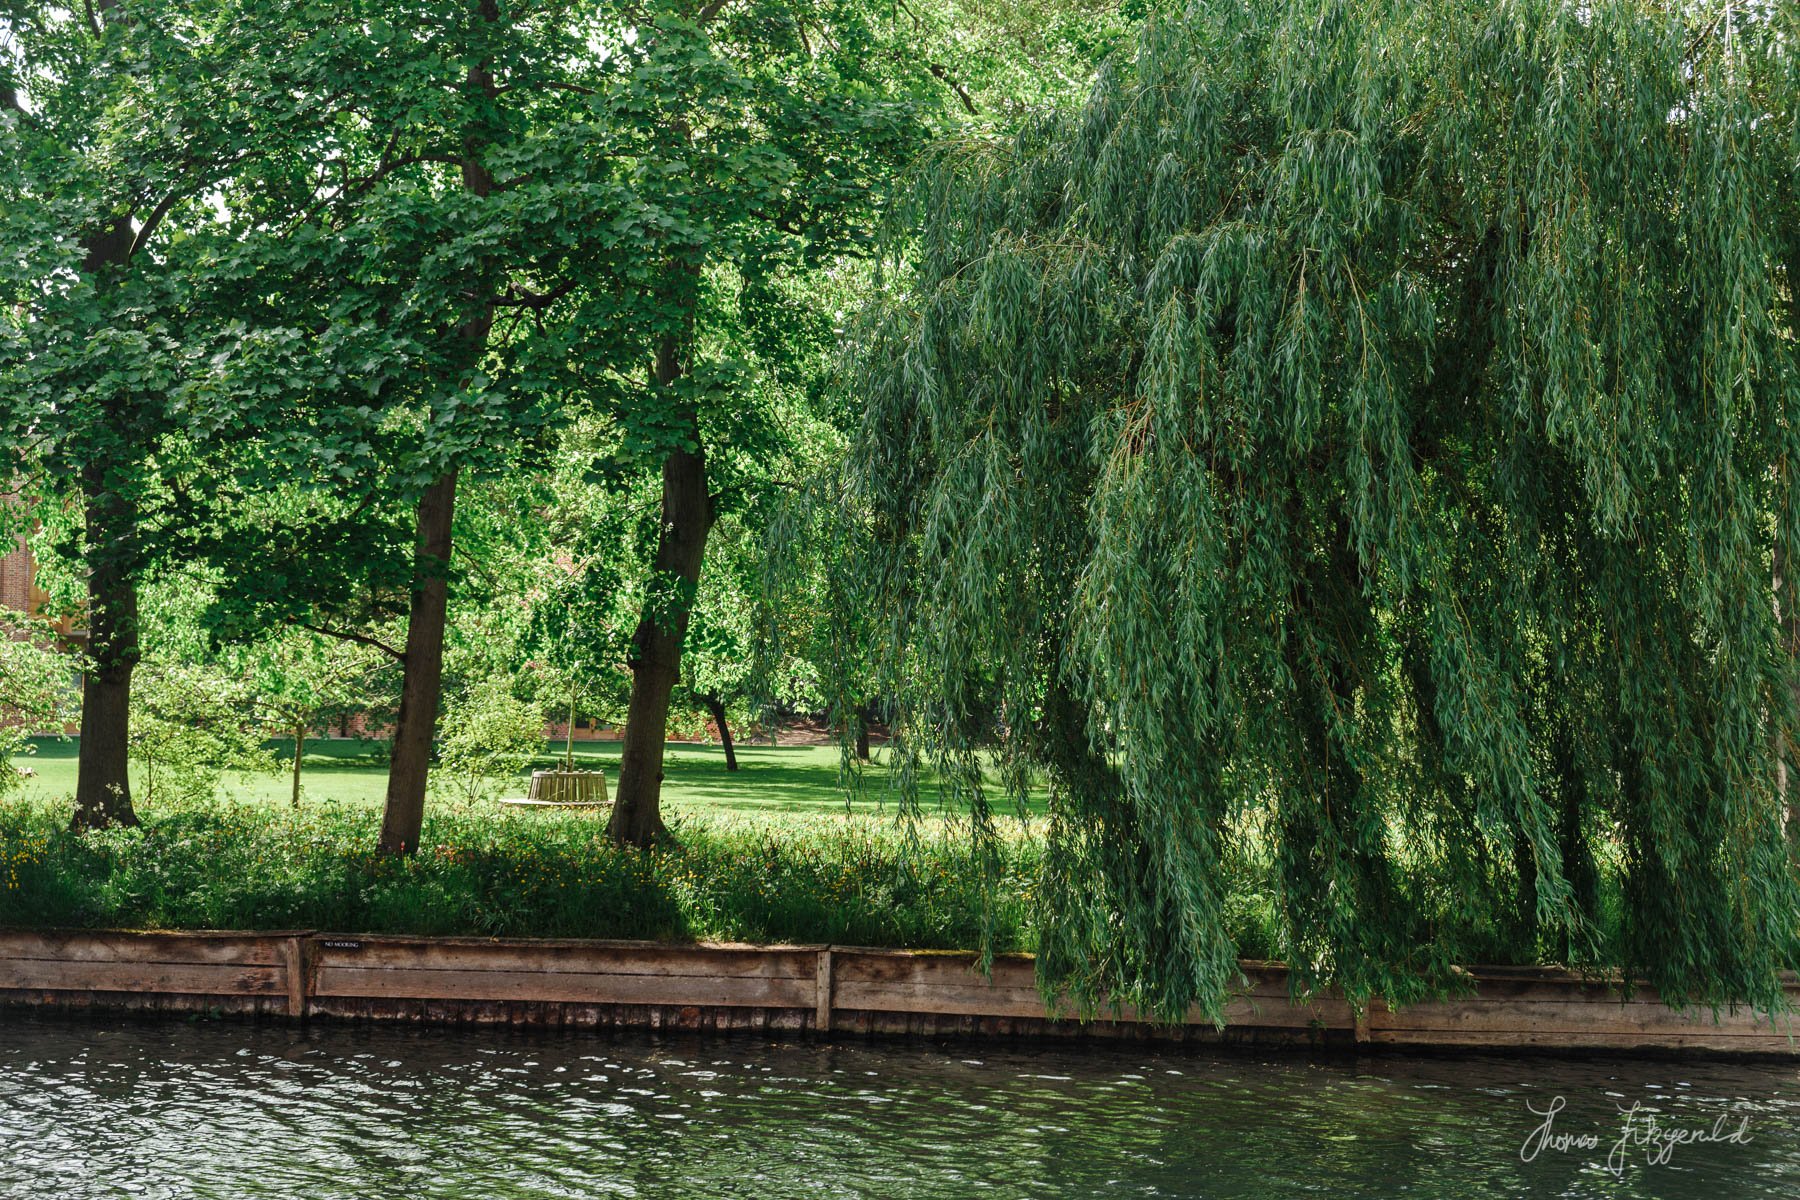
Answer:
top-left (0, 798), bottom-right (1043, 951)
top-left (0, 797), bottom-right (1622, 972)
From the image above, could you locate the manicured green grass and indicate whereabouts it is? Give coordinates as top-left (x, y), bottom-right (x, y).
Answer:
top-left (10, 736), bottom-right (1048, 825)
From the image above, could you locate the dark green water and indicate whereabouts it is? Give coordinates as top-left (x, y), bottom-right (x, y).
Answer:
top-left (0, 1014), bottom-right (1795, 1198)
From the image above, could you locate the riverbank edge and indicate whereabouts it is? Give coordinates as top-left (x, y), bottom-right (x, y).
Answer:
top-left (1, 928), bottom-right (1794, 1058)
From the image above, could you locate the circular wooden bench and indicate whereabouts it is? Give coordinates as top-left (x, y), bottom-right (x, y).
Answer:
top-left (499, 769), bottom-right (610, 810)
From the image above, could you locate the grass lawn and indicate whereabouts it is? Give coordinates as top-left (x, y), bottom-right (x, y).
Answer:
top-left (9, 736), bottom-right (1046, 827)
top-left (0, 737), bottom-right (1054, 953)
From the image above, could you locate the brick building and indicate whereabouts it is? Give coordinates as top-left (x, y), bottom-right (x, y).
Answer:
top-left (1, 510), bottom-right (34, 615)
top-left (0, 517), bottom-right (45, 620)
top-left (0, 493), bottom-right (79, 642)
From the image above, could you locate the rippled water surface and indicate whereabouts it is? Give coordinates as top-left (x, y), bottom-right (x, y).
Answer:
top-left (2, 1014), bottom-right (1798, 1198)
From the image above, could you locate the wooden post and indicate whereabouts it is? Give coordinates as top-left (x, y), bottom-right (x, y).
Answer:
top-left (815, 947), bottom-right (834, 1032)
top-left (1353, 1004), bottom-right (1370, 1045)
top-left (283, 936), bottom-right (309, 1019)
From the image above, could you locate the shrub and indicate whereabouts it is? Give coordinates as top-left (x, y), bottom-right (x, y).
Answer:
top-left (435, 675), bottom-right (544, 805)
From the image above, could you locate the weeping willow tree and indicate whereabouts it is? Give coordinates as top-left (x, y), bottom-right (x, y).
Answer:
top-left (850, 0), bottom-right (1800, 1020)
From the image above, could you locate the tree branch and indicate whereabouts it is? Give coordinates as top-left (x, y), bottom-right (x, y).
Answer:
top-left (491, 279), bottom-right (578, 310)
top-left (495, 78), bottom-right (597, 97)
top-left (128, 189), bottom-right (185, 261)
top-left (928, 63), bottom-right (978, 115)
top-left (288, 619), bottom-right (406, 662)
top-left (292, 149), bottom-right (464, 232)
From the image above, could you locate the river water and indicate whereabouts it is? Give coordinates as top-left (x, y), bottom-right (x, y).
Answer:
top-left (0, 1014), bottom-right (1795, 1198)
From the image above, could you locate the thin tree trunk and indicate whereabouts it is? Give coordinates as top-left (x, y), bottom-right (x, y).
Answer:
top-left (378, 468), bottom-right (458, 854)
top-left (290, 722), bottom-right (305, 807)
top-left (699, 692), bottom-right (737, 771)
top-left (610, 343), bottom-right (714, 846)
top-left (376, 4), bottom-right (498, 854)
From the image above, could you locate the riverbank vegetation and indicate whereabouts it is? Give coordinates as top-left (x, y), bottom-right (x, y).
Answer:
top-left (0, 789), bottom-right (1634, 981)
top-left (3, 0), bottom-right (1797, 1020)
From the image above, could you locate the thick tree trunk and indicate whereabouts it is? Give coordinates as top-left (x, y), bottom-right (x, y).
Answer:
top-left (378, 469), bottom-right (458, 854)
top-left (72, 661), bottom-right (136, 829)
top-left (610, 346), bottom-right (714, 846)
top-left (69, 195), bottom-right (138, 830)
top-left (854, 703), bottom-right (873, 761)
top-left (699, 692), bottom-right (737, 771)
top-left (72, 466), bottom-right (140, 830)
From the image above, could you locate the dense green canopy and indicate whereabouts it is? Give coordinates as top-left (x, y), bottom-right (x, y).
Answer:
top-left (853, 0), bottom-right (1800, 1018)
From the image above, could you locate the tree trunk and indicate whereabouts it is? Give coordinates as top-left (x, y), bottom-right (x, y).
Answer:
top-left (72, 468), bottom-right (140, 830)
top-left (700, 692), bottom-right (737, 771)
top-left (290, 722), bottom-right (305, 807)
top-left (376, 10), bottom-right (498, 855)
top-left (377, 469), bottom-right (458, 854)
top-left (69, 198), bottom-right (139, 830)
top-left (854, 703), bottom-right (873, 761)
top-left (610, 348), bottom-right (714, 846)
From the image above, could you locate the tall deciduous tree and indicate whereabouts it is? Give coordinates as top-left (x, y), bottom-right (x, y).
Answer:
top-left (0, 1), bottom-right (352, 829)
top-left (853, 0), bottom-right (1800, 1017)
top-left (181, 1), bottom-right (573, 854)
top-left (527, 2), bottom-right (933, 845)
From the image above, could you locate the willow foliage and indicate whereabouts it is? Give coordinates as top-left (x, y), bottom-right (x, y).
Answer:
top-left (851, 0), bottom-right (1800, 1019)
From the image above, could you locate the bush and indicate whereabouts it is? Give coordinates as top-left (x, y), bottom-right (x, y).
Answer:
top-left (435, 676), bottom-right (544, 805)
top-left (129, 658), bottom-right (277, 805)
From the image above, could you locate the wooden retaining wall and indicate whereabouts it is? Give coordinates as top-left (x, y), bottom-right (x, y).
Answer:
top-left (0, 929), bottom-right (1794, 1056)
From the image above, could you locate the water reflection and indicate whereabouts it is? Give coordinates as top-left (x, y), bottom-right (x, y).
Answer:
top-left (0, 1014), bottom-right (1795, 1198)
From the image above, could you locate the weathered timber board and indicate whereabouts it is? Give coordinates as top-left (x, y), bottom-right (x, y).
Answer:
top-left (311, 964), bottom-right (814, 1009)
top-left (0, 929), bottom-right (291, 966)
top-left (0, 930), bottom-right (1795, 1055)
top-left (309, 937), bottom-right (817, 979)
top-left (0, 959), bottom-right (284, 995)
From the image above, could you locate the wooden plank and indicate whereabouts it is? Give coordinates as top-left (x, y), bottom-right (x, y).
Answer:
top-left (308, 938), bottom-right (816, 979)
top-left (834, 979), bottom-right (1080, 1020)
top-left (0, 929), bottom-right (287, 966)
top-left (1371, 998), bottom-right (1797, 1038)
top-left (833, 951), bottom-right (1027, 986)
top-left (1365, 1026), bottom-right (1800, 1053)
top-left (833, 963), bottom-right (1349, 1028)
top-left (815, 948), bottom-right (833, 1032)
top-left (282, 937), bottom-right (307, 1018)
top-left (832, 981), bottom-right (1340, 1030)
top-left (0, 958), bottom-right (284, 995)
top-left (311, 965), bottom-right (814, 1009)
top-left (313, 934), bottom-right (825, 954)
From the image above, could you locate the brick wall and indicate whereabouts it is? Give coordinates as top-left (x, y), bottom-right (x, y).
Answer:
top-left (0, 532), bottom-right (29, 614)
